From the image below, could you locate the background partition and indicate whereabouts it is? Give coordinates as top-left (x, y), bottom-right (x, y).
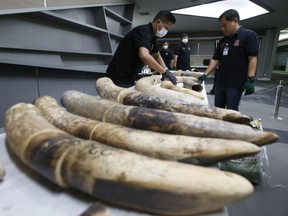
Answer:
top-left (0, 3), bottom-right (134, 128)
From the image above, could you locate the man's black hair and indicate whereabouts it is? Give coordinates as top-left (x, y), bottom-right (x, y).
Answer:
top-left (181, 33), bottom-right (188, 39)
top-left (218, 9), bottom-right (240, 22)
top-left (153, 10), bottom-right (176, 24)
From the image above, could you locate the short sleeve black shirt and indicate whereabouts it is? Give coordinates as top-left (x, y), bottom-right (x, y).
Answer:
top-left (160, 48), bottom-right (174, 68)
top-left (106, 23), bottom-right (158, 85)
top-left (174, 42), bottom-right (191, 70)
top-left (213, 27), bottom-right (259, 88)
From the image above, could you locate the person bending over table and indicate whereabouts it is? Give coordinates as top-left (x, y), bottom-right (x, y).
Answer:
top-left (106, 10), bottom-right (177, 88)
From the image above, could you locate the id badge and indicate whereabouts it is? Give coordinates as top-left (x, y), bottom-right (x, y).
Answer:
top-left (223, 44), bottom-right (229, 56)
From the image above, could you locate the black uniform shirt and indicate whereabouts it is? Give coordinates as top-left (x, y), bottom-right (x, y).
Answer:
top-left (160, 48), bottom-right (174, 69)
top-left (106, 23), bottom-right (158, 85)
top-left (174, 42), bottom-right (191, 70)
top-left (213, 27), bottom-right (259, 88)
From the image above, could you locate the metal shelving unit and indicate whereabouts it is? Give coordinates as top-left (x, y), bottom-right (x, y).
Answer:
top-left (0, 3), bottom-right (134, 128)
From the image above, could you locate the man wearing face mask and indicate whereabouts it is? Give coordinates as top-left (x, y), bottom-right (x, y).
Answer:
top-left (160, 41), bottom-right (174, 69)
top-left (106, 10), bottom-right (177, 88)
top-left (173, 33), bottom-right (191, 71)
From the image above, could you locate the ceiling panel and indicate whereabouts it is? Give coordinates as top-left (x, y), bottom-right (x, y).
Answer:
top-left (0, 0), bottom-right (287, 34)
top-left (132, 0), bottom-right (288, 33)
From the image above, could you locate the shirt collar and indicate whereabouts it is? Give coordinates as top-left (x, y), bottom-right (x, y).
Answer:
top-left (149, 22), bottom-right (155, 37)
top-left (234, 26), bottom-right (242, 36)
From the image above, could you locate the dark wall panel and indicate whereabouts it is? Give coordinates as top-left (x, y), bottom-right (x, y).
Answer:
top-left (0, 64), bottom-right (108, 128)
top-left (0, 64), bottom-right (38, 127)
top-left (83, 72), bottom-right (106, 96)
top-left (37, 68), bottom-right (84, 102)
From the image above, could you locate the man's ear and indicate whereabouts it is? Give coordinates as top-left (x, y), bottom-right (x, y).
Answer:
top-left (156, 19), bottom-right (162, 24)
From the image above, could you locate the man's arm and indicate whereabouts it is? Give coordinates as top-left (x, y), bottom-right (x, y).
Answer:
top-left (243, 56), bottom-right (258, 95)
top-left (247, 56), bottom-right (257, 77)
top-left (173, 55), bottom-right (178, 68)
top-left (139, 47), bottom-right (166, 74)
top-left (197, 59), bottom-right (219, 83)
top-left (169, 51), bottom-right (174, 69)
top-left (169, 59), bottom-right (174, 69)
top-left (203, 59), bottom-right (219, 76)
top-left (152, 52), bottom-right (167, 69)
top-left (139, 47), bottom-right (177, 85)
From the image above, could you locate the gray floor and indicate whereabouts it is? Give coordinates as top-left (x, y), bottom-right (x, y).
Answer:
top-left (205, 75), bottom-right (288, 216)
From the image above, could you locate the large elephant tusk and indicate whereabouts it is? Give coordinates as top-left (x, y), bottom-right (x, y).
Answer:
top-left (5, 102), bottom-right (254, 216)
top-left (95, 77), bottom-right (251, 124)
top-left (160, 80), bottom-right (205, 100)
top-left (135, 76), bottom-right (206, 105)
top-left (61, 90), bottom-right (278, 146)
top-left (171, 70), bottom-right (205, 78)
top-left (34, 95), bottom-right (260, 165)
top-left (176, 76), bottom-right (203, 92)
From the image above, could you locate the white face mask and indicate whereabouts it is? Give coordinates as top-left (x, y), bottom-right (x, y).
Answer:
top-left (162, 45), bottom-right (168, 49)
top-left (156, 21), bottom-right (168, 38)
top-left (182, 38), bottom-right (188, 43)
top-left (156, 27), bottom-right (168, 38)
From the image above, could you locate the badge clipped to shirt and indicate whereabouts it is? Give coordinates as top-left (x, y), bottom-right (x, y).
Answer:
top-left (234, 39), bottom-right (240, 46)
top-left (223, 43), bottom-right (229, 56)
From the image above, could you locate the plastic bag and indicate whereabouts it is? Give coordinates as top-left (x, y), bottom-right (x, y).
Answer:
top-left (219, 119), bottom-right (267, 185)
top-left (219, 154), bottom-right (262, 185)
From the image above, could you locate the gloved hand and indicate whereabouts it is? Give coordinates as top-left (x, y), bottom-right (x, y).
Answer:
top-left (161, 70), bottom-right (177, 85)
top-left (243, 78), bottom-right (255, 95)
top-left (197, 74), bottom-right (207, 84)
